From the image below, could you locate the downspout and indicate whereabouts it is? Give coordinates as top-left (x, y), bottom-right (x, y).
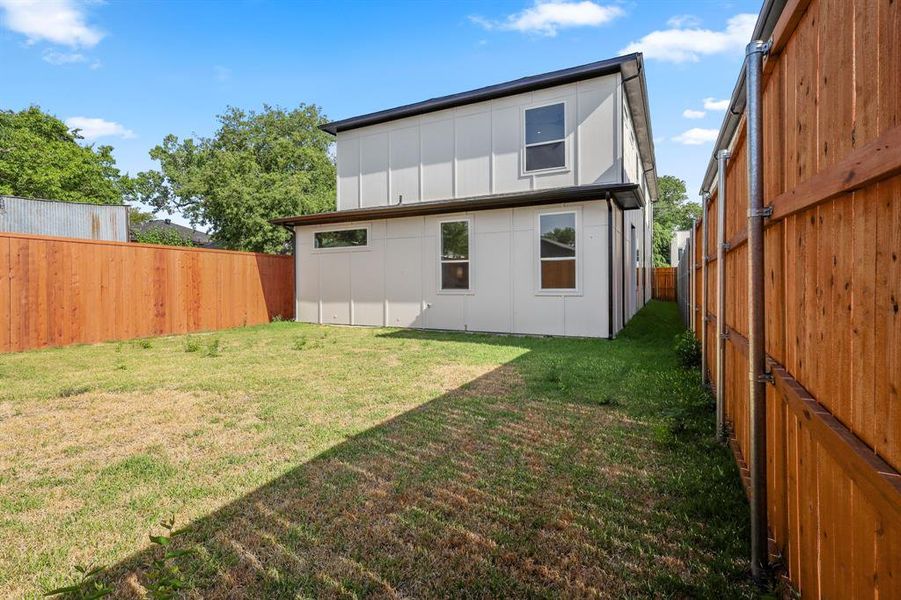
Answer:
top-left (715, 149), bottom-right (730, 441)
top-left (607, 193), bottom-right (614, 339)
top-left (700, 191), bottom-right (710, 386)
top-left (280, 224), bottom-right (298, 321)
top-left (746, 39), bottom-right (771, 581)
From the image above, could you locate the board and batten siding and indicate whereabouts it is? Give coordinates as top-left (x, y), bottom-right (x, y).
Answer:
top-left (335, 74), bottom-right (623, 210)
top-left (295, 200), bottom-right (611, 337)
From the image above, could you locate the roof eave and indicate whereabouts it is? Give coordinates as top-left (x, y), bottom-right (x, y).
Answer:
top-left (272, 183), bottom-right (642, 228)
top-left (320, 54), bottom-right (641, 136)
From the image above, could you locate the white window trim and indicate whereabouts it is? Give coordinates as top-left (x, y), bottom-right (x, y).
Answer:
top-left (521, 100), bottom-right (569, 176)
top-left (437, 216), bottom-right (473, 295)
top-left (311, 223), bottom-right (372, 253)
top-left (535, 208), bottom-right (581, 296)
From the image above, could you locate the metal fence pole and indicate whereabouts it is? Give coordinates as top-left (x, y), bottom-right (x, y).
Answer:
top-left (701, 192), bottom-right (710, 386)
top-left (689, 218), bottom-right (696, 332)
top-left (716, 150), bottom-right (730, 441)
top-left (746, 38), bottom-right (771, 581)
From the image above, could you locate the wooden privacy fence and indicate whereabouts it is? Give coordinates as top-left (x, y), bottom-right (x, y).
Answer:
top-left (651, 267), bottom-right (676, 301)
top-left (0, 232), bottom-right (294, 353)
top-left (692, 0), bottom-right (901, 597)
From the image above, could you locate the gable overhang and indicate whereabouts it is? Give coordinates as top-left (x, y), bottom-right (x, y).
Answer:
top-left (272, 183), bottom-right (641, 228)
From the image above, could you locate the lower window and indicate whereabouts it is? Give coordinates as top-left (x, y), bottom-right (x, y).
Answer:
top-left (440, 220), bottom-right (470, 290)
top-left (539, 212), bottom-right (576, 290)
top-left (314, 228), bottom-right (368, 249)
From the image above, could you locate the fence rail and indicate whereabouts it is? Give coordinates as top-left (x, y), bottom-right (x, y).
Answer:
top-left (0, 232), bottom-right (294, 353)
top-left (651, 267), bottom-right (676, 301)
top-left (691, 0), bottom-right (901, 597)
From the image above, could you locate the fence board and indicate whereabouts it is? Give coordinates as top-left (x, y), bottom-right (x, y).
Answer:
top-left (651, 267), bottom-right (676, 301)
top-left (686, 0), bottom-right (901, 595)
top-left (0, 232), bottom-right (294, 352)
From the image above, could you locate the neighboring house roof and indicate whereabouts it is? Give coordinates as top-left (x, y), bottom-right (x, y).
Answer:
top-left (540, 237), bottom-right (576, 258)
top-left (272, 183), bottom-right (642, 228)
top-left (131, 219), bottom-right (214, 246)
top-left (319, 53), bottom-right (657, 201)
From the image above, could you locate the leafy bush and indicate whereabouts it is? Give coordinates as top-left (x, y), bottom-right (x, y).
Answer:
top-left (183, 337), bottom-right (201, 353)
top-left (132, 227), bottom-right (194, 247)
top-left (673, 330), bottom-right (701, 370)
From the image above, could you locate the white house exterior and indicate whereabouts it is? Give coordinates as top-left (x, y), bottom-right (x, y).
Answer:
top-left (275, 54), bottom-right (657, 338)
top-left (671, 230), bottom-right (691, 267)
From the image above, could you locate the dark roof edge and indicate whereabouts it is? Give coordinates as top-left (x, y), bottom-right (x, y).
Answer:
top-left (272, 183), bottom-right (641, 227)
top-left (320, 54), bottom-right (640, 135)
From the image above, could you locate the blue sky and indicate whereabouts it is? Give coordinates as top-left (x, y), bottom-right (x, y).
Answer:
top-left (1, 0), bottom-right (761, 225)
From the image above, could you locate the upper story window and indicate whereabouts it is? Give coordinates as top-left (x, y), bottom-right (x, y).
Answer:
top-left (524, 103), bottom-right (565, 173)
top-left (314, 228), bottom-right (368, 249)
top-left (539, 211), bottom-right (576, 290)
top-left (440, 220), bottom-right (470, 291)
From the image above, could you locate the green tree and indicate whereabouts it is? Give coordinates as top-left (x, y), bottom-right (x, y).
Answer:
top-left (0, 106), bottom-right (124, 204)
top-left (653, 175), bottom-right (702, 266)
top-left (126, 104), bottom-right (336, 254)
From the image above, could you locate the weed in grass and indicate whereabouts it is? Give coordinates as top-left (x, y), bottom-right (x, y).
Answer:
top-left (134, 339), bottom-right (153, 350)
top-left (57, 384), bottom-right (92, 398)
top-left (673, 329), bottom-right (701, 369)
top-left (183, 337), bottom-right (201, 353)
top-left (44, 564), bottom-right (111, 599)
top-left (271, 314), bottom-right (286, 322)
top-left (292, 337), bottom-right (307, 351)
top-left (143, 516), bottom-right (189, 599)
top-left (204, 338), bottom-right (221, 357)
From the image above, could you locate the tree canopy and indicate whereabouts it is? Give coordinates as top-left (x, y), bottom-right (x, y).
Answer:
top-left (0, 106), bottom-right (124, 204)
top-left (126, 104), bottom-right (336, 254)
top-left (653, 175), bottom-right (702, 266)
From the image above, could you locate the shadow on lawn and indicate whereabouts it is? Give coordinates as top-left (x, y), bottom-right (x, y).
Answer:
top-left (102, 304), bottom-right (751, 598)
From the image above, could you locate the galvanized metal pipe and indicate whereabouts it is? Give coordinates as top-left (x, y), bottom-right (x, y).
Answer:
top-left (715, 150), bottom-right (730, 441)
top-left (746, 39), bottom-right (770, 580)
top-left (700, 192), bottom-right (710, 385)
top-left (689, 218), bottom-right (696, 331)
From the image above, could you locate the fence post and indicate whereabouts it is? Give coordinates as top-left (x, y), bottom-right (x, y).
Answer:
top-left (689, 217), bottom-right (696, 332)
top-left (746, 38), bottom-right (771, 581)
top-left (715, 149), bottom-right (730, 441)
top-left (701, 192), bottom-right (710, 386)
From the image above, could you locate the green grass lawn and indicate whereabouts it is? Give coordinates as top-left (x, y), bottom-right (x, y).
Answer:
top-left (0, 301), bottom-right (753, 598)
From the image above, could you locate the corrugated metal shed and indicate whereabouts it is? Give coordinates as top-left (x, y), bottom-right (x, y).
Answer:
top-left (0, 195), bottom-right (129, 242)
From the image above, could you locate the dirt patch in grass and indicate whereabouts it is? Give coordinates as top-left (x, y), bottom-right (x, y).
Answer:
top-left (0, 390), bottom-right (267, 485)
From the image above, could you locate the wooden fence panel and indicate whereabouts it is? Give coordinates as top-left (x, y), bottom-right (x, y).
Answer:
top-left (0, 232), bottom-right (294, 353)
top-left (689, 0), bottom-right (901, 595)
top-left (651, 267), bottom-right (676, 301)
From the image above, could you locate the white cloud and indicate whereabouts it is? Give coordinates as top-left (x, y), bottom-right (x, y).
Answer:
top-left (620, 13), bottom-right (756, 63)
top-left (703, 97), bottom-right (730, 111)
top-left (41, 48), bottom-right (86, 64)
top-left (667, 15), bottom-right (701, 28)
top-left (0, 0), bottom-right (103, 47)
top-left (65, 117), bottom-right (135, 141)
top-left (470, 1), bottom-right (624, 37)
top-left (682, 109), bottom-right (706, 119)
top-left (672, 128), bottom-right (719, 145)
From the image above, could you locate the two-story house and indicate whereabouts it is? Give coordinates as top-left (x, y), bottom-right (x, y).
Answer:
top-left (274, 53), bottom-right (657, 338)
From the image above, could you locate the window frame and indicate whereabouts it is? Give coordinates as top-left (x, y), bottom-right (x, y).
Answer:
top-left (522, 101), bottom-right (569, 176)
top-left (535, 209), bottom-right (581, 296)
top-left (311, 223), bottom-right (371, 253)
top-left (437, 216), bottom-right (473, 295)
